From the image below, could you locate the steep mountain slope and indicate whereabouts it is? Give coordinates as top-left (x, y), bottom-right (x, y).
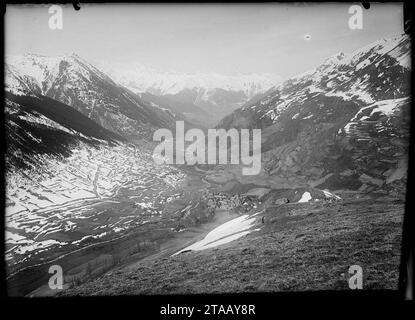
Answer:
top-left (5, 53), bottom-right (180, 141)
top-left (97, 61), bottom-right (281, 125)
top-left (218, 34), bottom-right (411, 192)
top-left (5, 92), bottom-right (122, 170)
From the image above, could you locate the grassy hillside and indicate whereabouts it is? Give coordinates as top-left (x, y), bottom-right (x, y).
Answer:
top-left (62, 194), bottom-right (404, 295)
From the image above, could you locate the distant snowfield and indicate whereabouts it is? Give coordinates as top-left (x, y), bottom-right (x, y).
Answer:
top-left (173, 212), bottom-right (261, 255)
top-left (95, 60), bottom-right (281, 97)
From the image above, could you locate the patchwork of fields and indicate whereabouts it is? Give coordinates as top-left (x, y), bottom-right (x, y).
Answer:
top-left (5, 142), bottom-right (185, 272)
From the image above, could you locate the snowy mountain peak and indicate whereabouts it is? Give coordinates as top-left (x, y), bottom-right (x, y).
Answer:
top-left (223, 32), bottom-right (410, 128)
top-left (5, 53), bottom-right (115, 96)
top-left (340, 33), bottom-right (410, 68)
top-left (288, 33), bottom-right (409, 86)
top-left (5, 53), bottom-right (181, 141)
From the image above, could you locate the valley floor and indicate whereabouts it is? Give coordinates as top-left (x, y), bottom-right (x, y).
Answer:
top-left (61, 194), bottom-right (404, 295)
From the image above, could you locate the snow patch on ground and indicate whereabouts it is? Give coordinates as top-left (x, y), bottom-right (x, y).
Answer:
top-left (298, 192), bottom-right (312, 203)
top-left (322, 189), bottom-right (341, 200)
top-left (344, 97), bottom-right (408, 134)
top-left (173, 214), bottom-right (259, 255)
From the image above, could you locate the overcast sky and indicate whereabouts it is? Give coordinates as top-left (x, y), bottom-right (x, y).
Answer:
top-left (5, 3), bottom-right (404, 79)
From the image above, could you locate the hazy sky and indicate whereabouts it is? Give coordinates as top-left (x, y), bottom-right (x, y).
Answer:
top-left (5, 3), bottom-right (404, 79)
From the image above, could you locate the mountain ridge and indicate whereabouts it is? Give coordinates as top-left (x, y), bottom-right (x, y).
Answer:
top-left (5, 53), bottom-right (184, 141)
top-left (216, 33), bottom-right (410, 193)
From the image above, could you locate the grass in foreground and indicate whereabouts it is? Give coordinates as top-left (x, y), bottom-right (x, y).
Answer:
top-left (61, 196), bottom-right (404, 295)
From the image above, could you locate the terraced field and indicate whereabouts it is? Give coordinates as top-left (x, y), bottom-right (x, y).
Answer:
top-left (5, 138), bottom-right (193, 294)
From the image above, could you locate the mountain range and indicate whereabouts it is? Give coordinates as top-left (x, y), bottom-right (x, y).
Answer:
top-left (4, 32), bottom-right (410, 296)
top-left (6, 53), bottom-right (280, 130)
top-left (5, 34), bottom-right (410, 196)
top-left (6, 53), bottom-right (181, 142)
top-left (96, 61), bottom-right (281, 126)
